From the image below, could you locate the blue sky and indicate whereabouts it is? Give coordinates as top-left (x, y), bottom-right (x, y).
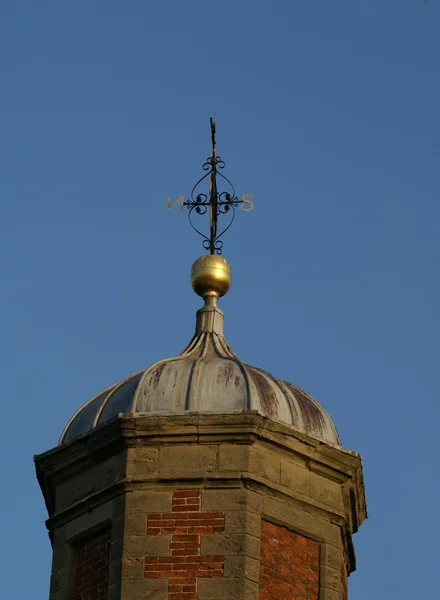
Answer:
top-left (1, 1), bottom-right (439, 598)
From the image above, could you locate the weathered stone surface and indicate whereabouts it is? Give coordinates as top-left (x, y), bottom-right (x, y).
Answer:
top-left (65, 500), bottom-right (113, 540)
top-left (320, 565), bottom-right (342, 592)
top-left (225, 510), bottom-right (261, 538)
top-left (121, 578), bottom-right (168, 600)
top-left (321, 543), bottom-right (344, 571)
top-left (280, 457), bottom-right (310, 495)
top-left (55, 452), bottom-right (126, 510)
top-left (98, 454), bottom-right (127, 488)
top-left (319, 589), bottom-right (341, 600)
top-left (125, 491), bottom-right (172, 514)
top-left (198, 577), bottom-right (258, 600)
top-left (200, 532), bottom-right (260, 559)
top-left (55, 465), bottom-right (98, 509)
top-left (127, 447), bottom-right (158, 478)
top-left (121, 557), bottom-right (144, 579)
top-left (124, 512), bottom-right (147, 536)
top-left (224, 555), bottom-right (260, 582)
top-left (219, 444), bottom-right (281, 484)
top-left (123, 534), bottom-right (170, 557)
top-left (158, 444), bottom-right (218, 476)
top-left (310, 471), bottom-right (344, 512)
top-left (201, 488), bottom-right (263, 514)
top-left (218, 444), bottom-right (249, 472)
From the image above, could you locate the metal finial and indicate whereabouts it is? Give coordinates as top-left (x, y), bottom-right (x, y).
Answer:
top-left (183, 118), bottom-right (247, 255)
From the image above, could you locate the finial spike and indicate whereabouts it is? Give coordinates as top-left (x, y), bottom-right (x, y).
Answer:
top-left (210, 117), bottom-right (216, 158)
top-left (209, 117), bottom-right (218, 254)
top-left (182, 118), bottom-right (249, 255)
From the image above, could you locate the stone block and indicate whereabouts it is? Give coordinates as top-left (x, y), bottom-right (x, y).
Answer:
top-left (280, 458), bottom-right (310, 495)
top-left (54, 452), bottom-right (126, 511)
top-left (201, 533), bottom-right (260, 559)
top-left (158, 444), bottom-right (218, 476)
top-left (321, 543), bottom-right (343, 571)
top-left (124, 512), bottom-right (148, 536)
top-left (55, 465), bottom-right (98, 510)
top-left (218, 444), bottom-right (249, 471)
top-left (65, 500), bottom-right (113, 540)
top-left (309, 471), bottom-right (344, 512)
top-left (225, 511), bottom-right (261, 538)
top-left (319, 587), bottom-right (341, 600)
top-left (127, 447), bottom-right (158, 478)
top-left (143, 579), bottom-right (169, 600)
top-left (98, 453), bottom-right (126, 488)
top-left (251, 447), bottom-right (281, 484)
top-left (125, 491), bottom-right (172, 513)
top-left (198, 577), bottom-right (258, 600)
top-left (121, 578), bottom-right (168, 600)
top-left (201, 488), bottom-right (263, 514)
top-left (219, 445), bottom-right (281, 484)
top-left (224, 555), bottom-right (260, 582)
top-left (123, 534), bottom-right (170, 558)
top-left (320, 565), bottom-right (341, 592)
top-left (121, 557), bottom-right (144, 579)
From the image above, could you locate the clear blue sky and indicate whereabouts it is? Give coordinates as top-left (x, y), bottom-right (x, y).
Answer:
top-left (1, 1), bottom-right (438, 598)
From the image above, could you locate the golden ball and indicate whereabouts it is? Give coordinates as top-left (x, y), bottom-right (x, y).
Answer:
top-left (191, 255), bottom-right (232, 298)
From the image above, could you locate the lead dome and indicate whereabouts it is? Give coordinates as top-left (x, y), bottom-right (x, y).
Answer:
top-left (59, 256), bottom-right (340, 447)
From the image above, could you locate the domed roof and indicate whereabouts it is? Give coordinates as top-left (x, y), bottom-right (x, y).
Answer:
top-left (59, 259), bottom-right (340, 447)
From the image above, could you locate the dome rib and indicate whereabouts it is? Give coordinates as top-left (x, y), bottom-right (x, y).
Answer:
top-left (132, 358), bottom-right (168, 413)
top-left (211, 333), bottom-right (252, 410)
top-left (185, 332), bottom-right (209, 410)
top-left (59, 384), bottom-right (116, 445)
top-left (93, 371), bottom-right (139, 427)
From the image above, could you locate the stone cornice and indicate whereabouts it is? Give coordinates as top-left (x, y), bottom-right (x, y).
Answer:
top-left (36, 412), bottom-right (367, 540)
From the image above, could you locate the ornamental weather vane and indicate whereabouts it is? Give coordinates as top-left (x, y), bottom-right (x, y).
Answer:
top-left (167, 118), bottom-right (254, 255)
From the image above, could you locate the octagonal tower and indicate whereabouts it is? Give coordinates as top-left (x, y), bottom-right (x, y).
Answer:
top-left (35, 123), bottom-right (366, 600)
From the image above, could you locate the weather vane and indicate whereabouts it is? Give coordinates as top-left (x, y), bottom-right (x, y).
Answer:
top-left (167, 118), bottom-right (254, 255)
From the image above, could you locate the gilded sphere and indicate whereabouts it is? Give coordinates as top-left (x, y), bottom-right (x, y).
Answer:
top-left (191, 255), bottom-right (232, 298)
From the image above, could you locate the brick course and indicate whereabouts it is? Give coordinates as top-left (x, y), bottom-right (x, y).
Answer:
top-left (259, 520), bottom-right (319, 600)
top-left (74, 527), bottom-right (111, 600)
top-left (145, 490), bottom-right (225, 600)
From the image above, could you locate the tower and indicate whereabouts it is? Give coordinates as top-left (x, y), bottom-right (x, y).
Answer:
top-left (35, 122), bottom-right (367, 600)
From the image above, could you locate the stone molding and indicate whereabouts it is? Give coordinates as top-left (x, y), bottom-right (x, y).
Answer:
top-left (36, 412), bottom-right (366, 539)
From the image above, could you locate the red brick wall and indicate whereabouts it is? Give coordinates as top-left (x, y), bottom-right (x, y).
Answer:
top-left (259, 520), bottom-right (319, 600)
top-left (144, 490), bottom-right (225, 600)
top-left (74, 527), bottom-right (111, 600)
